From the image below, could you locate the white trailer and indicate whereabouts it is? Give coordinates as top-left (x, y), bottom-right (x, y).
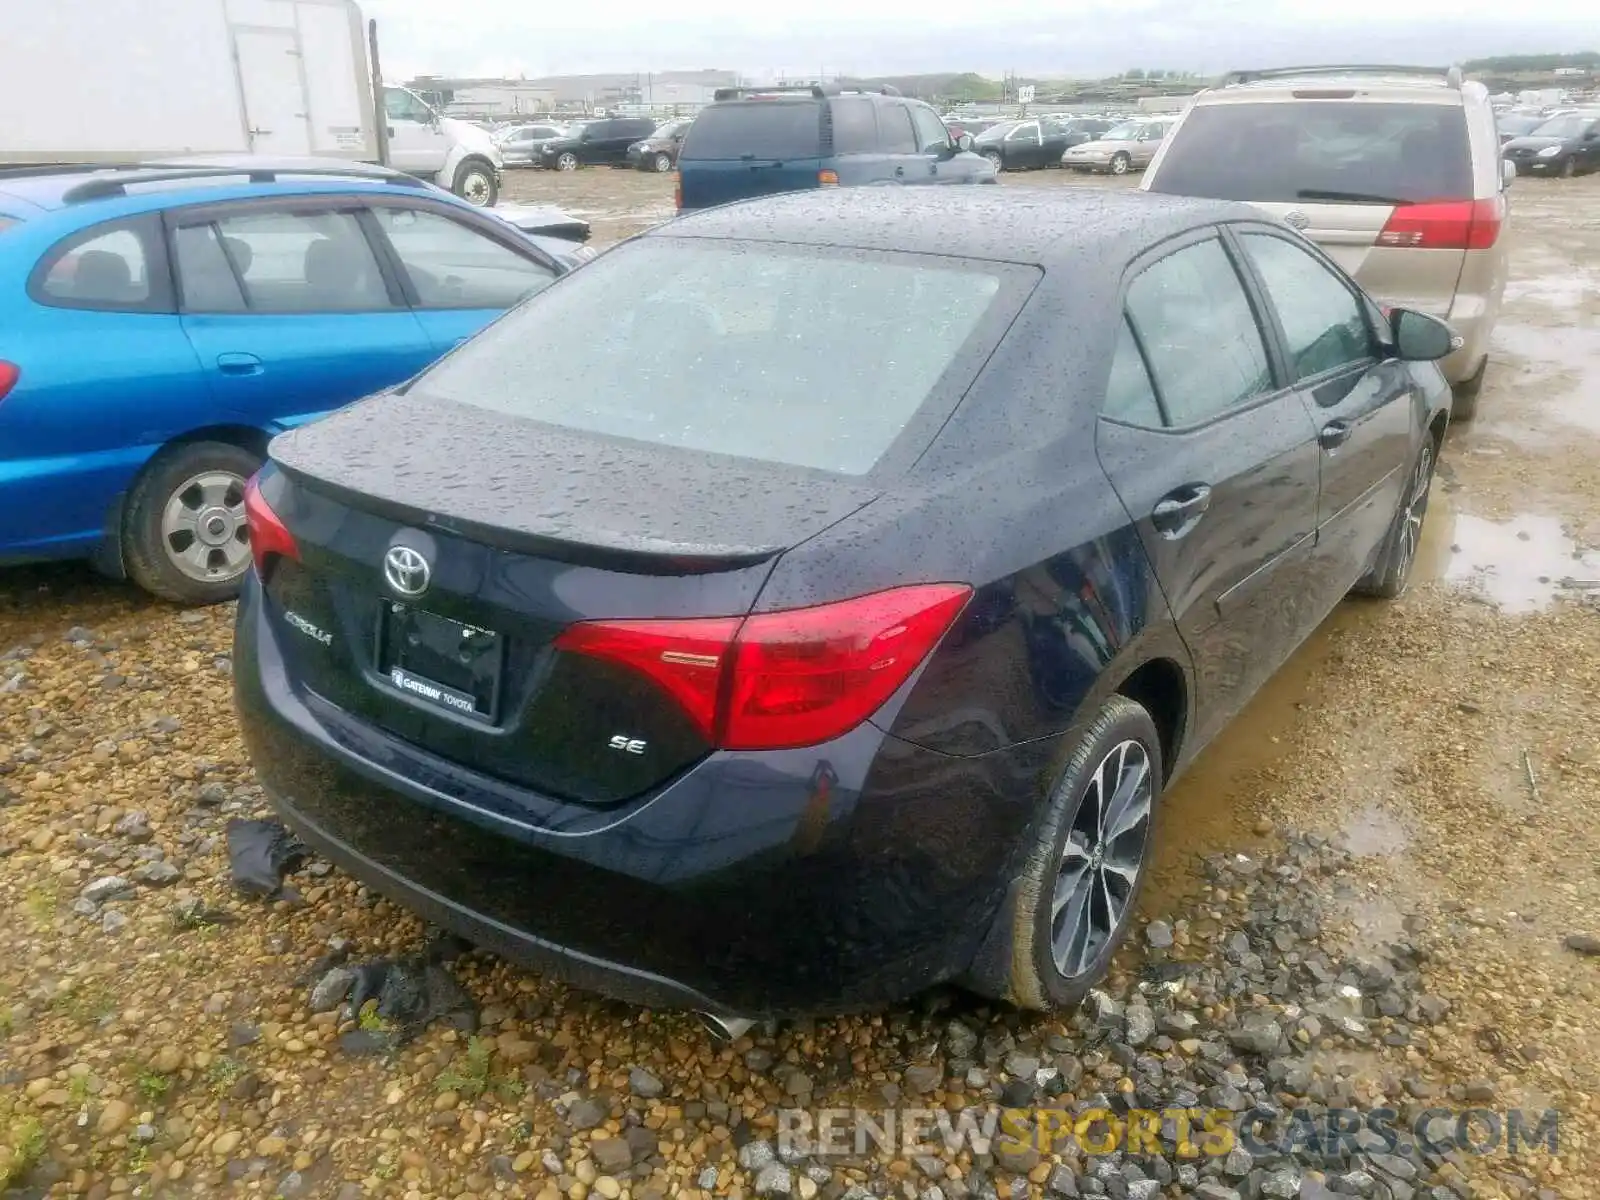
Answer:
top-left (0, 0), bottom-right (504, 204)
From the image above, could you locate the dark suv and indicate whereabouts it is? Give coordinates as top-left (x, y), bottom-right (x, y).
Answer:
top-left (629, 117), bottom-right (694, 172)
top-left (676, 85), bottom-right (995, 210)
top-left (538, 117), bottom-right (657, 170)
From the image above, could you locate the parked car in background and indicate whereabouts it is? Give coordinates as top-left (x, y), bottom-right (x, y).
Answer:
top-left (972, 117), bottom-right (1112, 170)
top-left (1495, 113), bottom-right (1547, 143)
top-left (0, 160), bottom-right (571, 603)
top-left (1501, 112), bottom-right (1600, 177)
top-left (676, 85), bottom-right (993, 210)
top-left (537, 118), bottom-right (657, 170)
top-left (1141, 65), bottom-right (1510, 419)
top-left (1062, 118), bottom-right (1170, 174)
top-left (235, 186), bottom-right (1454, 1019)
top-left (497, 123), bottom-right (571, 167)
top-left (628, 118), bottom-right (694, 172)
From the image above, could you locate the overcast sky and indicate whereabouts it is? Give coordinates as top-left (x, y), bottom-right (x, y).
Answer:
top-left (360, 0), bottom-right (1594, 82)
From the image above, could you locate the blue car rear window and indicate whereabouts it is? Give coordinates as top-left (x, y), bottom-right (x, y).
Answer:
top-left (680, 103), bottom-right (823, 161)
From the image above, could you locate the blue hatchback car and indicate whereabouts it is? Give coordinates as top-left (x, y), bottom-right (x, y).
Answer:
top-left (0, 160), bottom-right (573, 603)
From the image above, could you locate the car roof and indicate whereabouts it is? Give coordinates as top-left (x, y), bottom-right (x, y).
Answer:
top-left (0, 157), bottom-right (450, 217)
top-left (1198, 70), bottom-right (1479, 107)
top-left (650, 186), bottom-right (1259, 267)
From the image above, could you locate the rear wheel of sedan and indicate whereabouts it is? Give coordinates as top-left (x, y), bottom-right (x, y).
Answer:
top-left (556, 152), bottom-right (579, 171)
top-left (653, 152), bottom-right (673, 173)
top-left (1109, 152), bottom-right (1131, 175)
top-left (1001, 695), bottom-right (1162, 1011)
top-left (122, 440), bottom-right (263, 605)
top-left (1354, 436), bottom-right (1436, 600)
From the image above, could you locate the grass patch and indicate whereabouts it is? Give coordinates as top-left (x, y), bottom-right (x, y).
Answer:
top-left (67, 1075), bottom-right (92, 1106)
top-left (434, 1037), bottom-right (523, 1103)
top-left (53, 982), bottom-right (117, 1026)
top-left (135, 1071), bottom-right (171, 1104)
top-left (0, 1008), bottom-right (14, 1038)
top-left (205, 1057), bottom-right (248, 1095)
top-left (356, 1006), bottom-right (389, 1034)
top-left (1, 1117), bottom-right (47, 1189)
top-left (22, 884), bottom-right (59, 924)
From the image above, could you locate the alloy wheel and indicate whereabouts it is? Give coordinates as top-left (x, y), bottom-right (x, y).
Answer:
top-left (1110, 153), bottom-right (1130, 175)
top-left (557, 153), bottom-right (578, 171)
top-left (1394, 442), bottom-right (1434, 586)
top-left (1050, 739), bottom-right (1152, 978)
top-left (654, 152), bottom-right (673, 173)
top-left (160, 470), bottom-right (250, 584)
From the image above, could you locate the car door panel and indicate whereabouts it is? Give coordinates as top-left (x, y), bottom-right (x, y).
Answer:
top-left (169, 201), bottom-right (436, 430)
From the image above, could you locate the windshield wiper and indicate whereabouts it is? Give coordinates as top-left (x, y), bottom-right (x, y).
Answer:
top-left (1296, 188), bottom-right (1412, 206)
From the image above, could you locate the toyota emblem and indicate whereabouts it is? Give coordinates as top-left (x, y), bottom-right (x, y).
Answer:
top-left (1283, 210), bottom-right (1310, 230)
top-left (383, 545), bottom-right (431, 598)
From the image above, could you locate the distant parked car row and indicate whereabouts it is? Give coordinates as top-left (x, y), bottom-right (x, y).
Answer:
top-left (1500, 111), bottom-right (1600, 177)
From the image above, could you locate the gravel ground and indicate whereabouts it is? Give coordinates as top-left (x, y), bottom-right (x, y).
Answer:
top-left (3, 169), bottom-right (1597, 1200)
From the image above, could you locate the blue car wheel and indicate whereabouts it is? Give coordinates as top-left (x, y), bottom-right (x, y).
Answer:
top-left (122, 440), bottom-right (263, 605)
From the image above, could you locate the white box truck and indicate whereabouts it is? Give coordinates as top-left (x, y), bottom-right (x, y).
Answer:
top-left (0, 0), bottom-right (504, 205)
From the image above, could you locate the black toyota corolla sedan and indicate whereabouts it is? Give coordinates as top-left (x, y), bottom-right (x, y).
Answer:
top-left (235, 188), bottom-right (1454, 1020)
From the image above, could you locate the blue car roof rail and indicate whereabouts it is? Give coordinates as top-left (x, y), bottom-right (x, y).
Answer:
top-left (711, 83), bottom-right (904, 102)
top-left (61, 163), bottom-right (428, 204)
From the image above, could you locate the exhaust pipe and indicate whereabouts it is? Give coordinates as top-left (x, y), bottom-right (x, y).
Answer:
top-left (694, 1012), bottom-right (755, 1043)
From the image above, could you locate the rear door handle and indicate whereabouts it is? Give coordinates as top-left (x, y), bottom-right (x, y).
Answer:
top-left (894, 165), bottom-right (905, 177)
top-left (1151, 483), bottom-right (1212, 537)
top-left (216, 352), bottom-right (263, 376)
top-left (1319, 420), bottom-right (1353, 450)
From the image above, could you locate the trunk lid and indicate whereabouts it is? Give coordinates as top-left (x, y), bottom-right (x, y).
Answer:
top-left (261, 394), bottom-right (880, 805)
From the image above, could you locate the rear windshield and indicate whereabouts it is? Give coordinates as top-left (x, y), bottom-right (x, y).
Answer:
top-left (410, 240), bottom-right (1010, 475)
top-left (1149, 101), bottom-right (1473, 203)
top-left (680, 102), bottom-right (822, 160)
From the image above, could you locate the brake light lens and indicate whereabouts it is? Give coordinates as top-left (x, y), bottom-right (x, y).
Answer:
top-left (818, 169), bottom-right (839, 186)
top-left (674, 176), bottom-right (682, 209)
top-left (0, 361), bottom-right (18, 403)
top-left (243, 473), bottom-right (299, 577)
top-left (554, 583), bottom-right (971, 749)
top-left (1377, 197), bottom-right (1503, 251)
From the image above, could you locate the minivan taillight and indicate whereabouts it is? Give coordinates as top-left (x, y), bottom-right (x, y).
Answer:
top-left (0, 361), bottom-right (18, 403)
top-left (555, 583), bottom-right (972, 750)
top-left (1377, 197), bottom-right (1503, 251)
top-left (243, 473), bottom-right (299, 577)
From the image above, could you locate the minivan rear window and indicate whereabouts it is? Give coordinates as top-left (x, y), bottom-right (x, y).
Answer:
top-left (411, 240), bottom-right (1013, 475)
top-left (679, 102), bottom-right (823, 161)
top-left (1149, 102), bottom-right (1473, 203)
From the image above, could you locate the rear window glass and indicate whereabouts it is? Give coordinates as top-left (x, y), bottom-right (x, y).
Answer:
top-left (411, 240), bottom-right (1009, 475)
top-left (681, 102), bottom-right (822, 160)
top-left (1148, 102), bottom-right (1473, 203)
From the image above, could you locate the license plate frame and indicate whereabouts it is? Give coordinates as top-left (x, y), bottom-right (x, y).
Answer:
top-left (376, 603), bottom-right (503, 721)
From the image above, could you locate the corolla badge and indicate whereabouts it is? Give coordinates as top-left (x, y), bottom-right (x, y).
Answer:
top-left (383, 545), bottom-right (431, 597)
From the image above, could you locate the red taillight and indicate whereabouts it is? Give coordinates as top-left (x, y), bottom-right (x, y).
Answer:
top-left (243, 473), bottom-right (299, 577)
top-left (0, 361), bottom-right (18, 403)
top-left (554, 583), bottom-right (971, 750)
top-left (1377, 197), bottom-right (1503, 251)
top-left (674, 176), bottom-right (682, 209)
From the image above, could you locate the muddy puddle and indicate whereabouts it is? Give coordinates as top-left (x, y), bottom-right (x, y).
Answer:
top-left (1438, 510), bottom-right (1600, 612)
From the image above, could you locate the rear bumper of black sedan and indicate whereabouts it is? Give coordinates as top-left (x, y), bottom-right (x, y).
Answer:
top-left (233, 578), bottom-right (1043, 1017)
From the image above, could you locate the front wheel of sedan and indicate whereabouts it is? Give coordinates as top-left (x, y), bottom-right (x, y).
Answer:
top-left (999, 695), bottom-right (1163, 1011)
top-left (1109, 152), bottom-right (1131, 175)
top-left (653, 152), bottom-right (674, 173)
top-left (1354, 436), bottom-right (1436, 600)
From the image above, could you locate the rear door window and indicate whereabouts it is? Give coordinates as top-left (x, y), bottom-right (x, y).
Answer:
top-left (1149, 102), bottom-right (1473, 203)
top-left (830, 98), bottom-right (878, 154)
top-left (205, 208), bottom-right (392, 313)
top-left (1125, 238), bottom-right (1275, 426)
top-left (878, 105), bottom-right (919, 154)
top-left (680, 102), bottom-right (823, 160)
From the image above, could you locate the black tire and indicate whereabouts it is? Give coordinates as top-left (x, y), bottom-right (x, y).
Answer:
top-left (984, 151), bottom-right (1003, 172)
top-left (1109, 152), bottom-right (1131, 175)
top-left (1451, 356), bottom-right (1486, 422)
top-left (1353, 435), bottom-right (1436, 600)
top-left (451, 158), bottom-right (498, 207)
top-left (991, 695), bottom-right (1163, 1011)
top-left (653, 152), bottom-right (674, 173)
top-left (555, 152), bottom-right (579, 172)
top-left (122, 441), bottom-right (263, 606)
top-left (1560, 157), bottom-right (1576, 179)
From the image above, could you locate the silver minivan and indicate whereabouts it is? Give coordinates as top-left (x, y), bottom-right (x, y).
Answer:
top-left (1143, 66), bottom-right (1510, 419)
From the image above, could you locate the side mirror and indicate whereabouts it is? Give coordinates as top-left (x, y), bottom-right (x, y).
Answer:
top-left (1502, 159), bottom-right (1516, 188)
top-left (956, 132), bottom-right (975, 152)
top-left (1390, 309), bottom-right (1457, 362)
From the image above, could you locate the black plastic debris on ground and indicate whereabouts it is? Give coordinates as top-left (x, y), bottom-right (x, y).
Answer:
top-left (227, 817), bottom-right (308, 898)
top-left (310, 934), bottom-right (479, 1055)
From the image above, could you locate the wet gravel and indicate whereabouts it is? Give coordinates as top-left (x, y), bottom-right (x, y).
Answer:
top-left (3, 172), bottom-right (1598, 1199)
